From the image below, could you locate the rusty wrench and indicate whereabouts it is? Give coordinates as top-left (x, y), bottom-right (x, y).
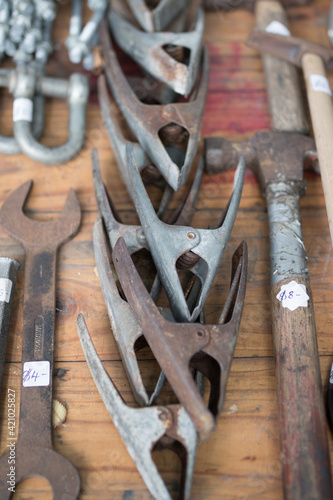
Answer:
top-left (0, 181), bottom-right (81, 499)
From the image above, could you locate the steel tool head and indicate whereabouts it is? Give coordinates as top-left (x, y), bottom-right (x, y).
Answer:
top-left (77, 313), bottom-right (199, 500)
top-left (127, 142), bottom-right (245, 322)
top-left (246, 29), bottom-right (333, 70)
top-left (109, 6), bottom-right (204, 96)
top-left (205, 132), bottom-right (317, 193)
top-left (126, 0), bottom-right (189, 32)
top-left (113, 237), bottom-right (247, 440)
top-left (100, 19), bottom-right (209, 191)
top-left (0, 180), bottom-right (81, 250)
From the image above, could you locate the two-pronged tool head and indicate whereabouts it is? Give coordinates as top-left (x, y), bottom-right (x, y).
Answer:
top-left (0, 181), bottom-right (81, 499)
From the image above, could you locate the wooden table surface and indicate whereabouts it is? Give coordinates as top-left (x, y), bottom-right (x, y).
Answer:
top-left (0, 1), bottom-right (333, 499)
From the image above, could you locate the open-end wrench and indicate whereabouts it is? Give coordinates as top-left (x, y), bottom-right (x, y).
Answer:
top-left (0, 181), bottom-right (81, 499)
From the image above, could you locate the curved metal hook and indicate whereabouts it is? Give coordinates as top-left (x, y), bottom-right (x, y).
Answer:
top-left (13, 72), bottom-right (89, 164)
top-left (0, 67), bottom-right (45, 155)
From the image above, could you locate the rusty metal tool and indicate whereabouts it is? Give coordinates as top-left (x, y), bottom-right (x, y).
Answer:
top-left (126, 0), bottom-right (189, 32)
top-left (126, 142), bottom-right (245, 322)
top-left (246, 30), bottom-right (333, 245)
top-left (205, 130), bottom-right (332, 499)
top-left (255, 1), bottom-right (308, 133)
top-left (93, 151), bottom-right (205, 405)
top-left (93, 216), bottom-right (204, 407)
top-left (109, 6), bottom-right (204, 96)
top-left (97, 74), bottom-right (181, 217)
top-left (100, 19), bottom-right (209, 192)
top-left (0, 181), bottom-right (81, 499)
top-left (204, 0), bottom-right (313, 11)
top-left (77, 312), bottom-right (201, 500)
top-left (0, 257), bottom-right (20, 391)
top-left (113, 236), bottom-right (247, 440)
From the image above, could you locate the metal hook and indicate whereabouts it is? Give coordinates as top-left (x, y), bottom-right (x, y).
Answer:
top-left (127, 142), bottom-right (245, 322)
top-left (12, 65), bottom-right (89, 164)
top-left (0, 66), bottom-right (45, 154)
top-left (126, 0), bottom-right (189, 32)
top-left (112, 236), bottom-right (248, 440)
top-left (109, 6), bottom-right (204, 96)
top-left (100, 19), bottom-right (209, 191)
top-left (77, 313), bottom-right (199, 500)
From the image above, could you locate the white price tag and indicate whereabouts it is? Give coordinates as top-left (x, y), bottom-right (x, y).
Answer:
top-left (0, 278), bottom-right (12, 303)
top-left (265, 21), bottom-right (291, 37)
top-left (13, 98), bottom-right (33, 122)
top-left (310, 75), bottom-right (332, 96)
top-left (276, 280), bottom-right (309, 311)
top-left (23, 361), bottom-right (50, 387)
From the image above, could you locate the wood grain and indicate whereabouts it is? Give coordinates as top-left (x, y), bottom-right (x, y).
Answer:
top-left (0, 1), bottom-right (332, 499)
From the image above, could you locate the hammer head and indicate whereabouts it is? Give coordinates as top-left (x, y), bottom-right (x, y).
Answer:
top-left (205, 132), bottom-right (316, 194)
top-left (246, 29), bottom-right (333, 70)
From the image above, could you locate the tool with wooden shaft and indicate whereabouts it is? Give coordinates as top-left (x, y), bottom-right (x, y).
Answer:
top-left (206, 5), bottom-right (332, 493)
top-left (255, 0), bottom-right (308, 133)
top-left (246, 29), bottom-right (333, 245)
top-left (206, 131), bottom-right (332, 499)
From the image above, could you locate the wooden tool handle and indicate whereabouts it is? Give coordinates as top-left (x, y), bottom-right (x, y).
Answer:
top-left (255, 0), bottom-right (308, 133)
top-left (266, 181), bottom-right (332, 499)
top-left (302, 53), bottom-right (333, 245)
top-left (272, 277), bottom-right (332, 500)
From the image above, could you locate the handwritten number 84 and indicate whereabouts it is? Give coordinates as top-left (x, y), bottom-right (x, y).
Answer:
top-left (23, 368), bottom-right (39, 383)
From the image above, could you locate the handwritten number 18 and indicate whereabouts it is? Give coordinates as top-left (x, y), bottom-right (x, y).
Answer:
top-left (280, 291), bottom-right (294, 301)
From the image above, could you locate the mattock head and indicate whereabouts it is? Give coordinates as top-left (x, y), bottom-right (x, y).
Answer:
top-left (0, 180), bottom-right (81, 250)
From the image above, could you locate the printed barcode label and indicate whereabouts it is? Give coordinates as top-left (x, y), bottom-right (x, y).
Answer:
top-left (265, 21), bottom-right (291, 37)
top-left (0, 278), bottom-right (13, 303)
top-left (310, 74), bottom-right (332, 96)
top-left (13, 98), bottom-right (33, 122)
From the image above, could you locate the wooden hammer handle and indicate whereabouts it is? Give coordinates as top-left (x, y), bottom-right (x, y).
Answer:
top-left (267, 181), bottom-right (332, 499)
top-left (255, 1), bottom-right (308, 133)
top-left (302, 53), bottom-right (333, 245)
top-left (271, 277), bottom-right (332, 500)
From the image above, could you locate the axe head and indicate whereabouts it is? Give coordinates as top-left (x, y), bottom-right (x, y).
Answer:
top-left (246, 29), bottom-right (333, 70)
